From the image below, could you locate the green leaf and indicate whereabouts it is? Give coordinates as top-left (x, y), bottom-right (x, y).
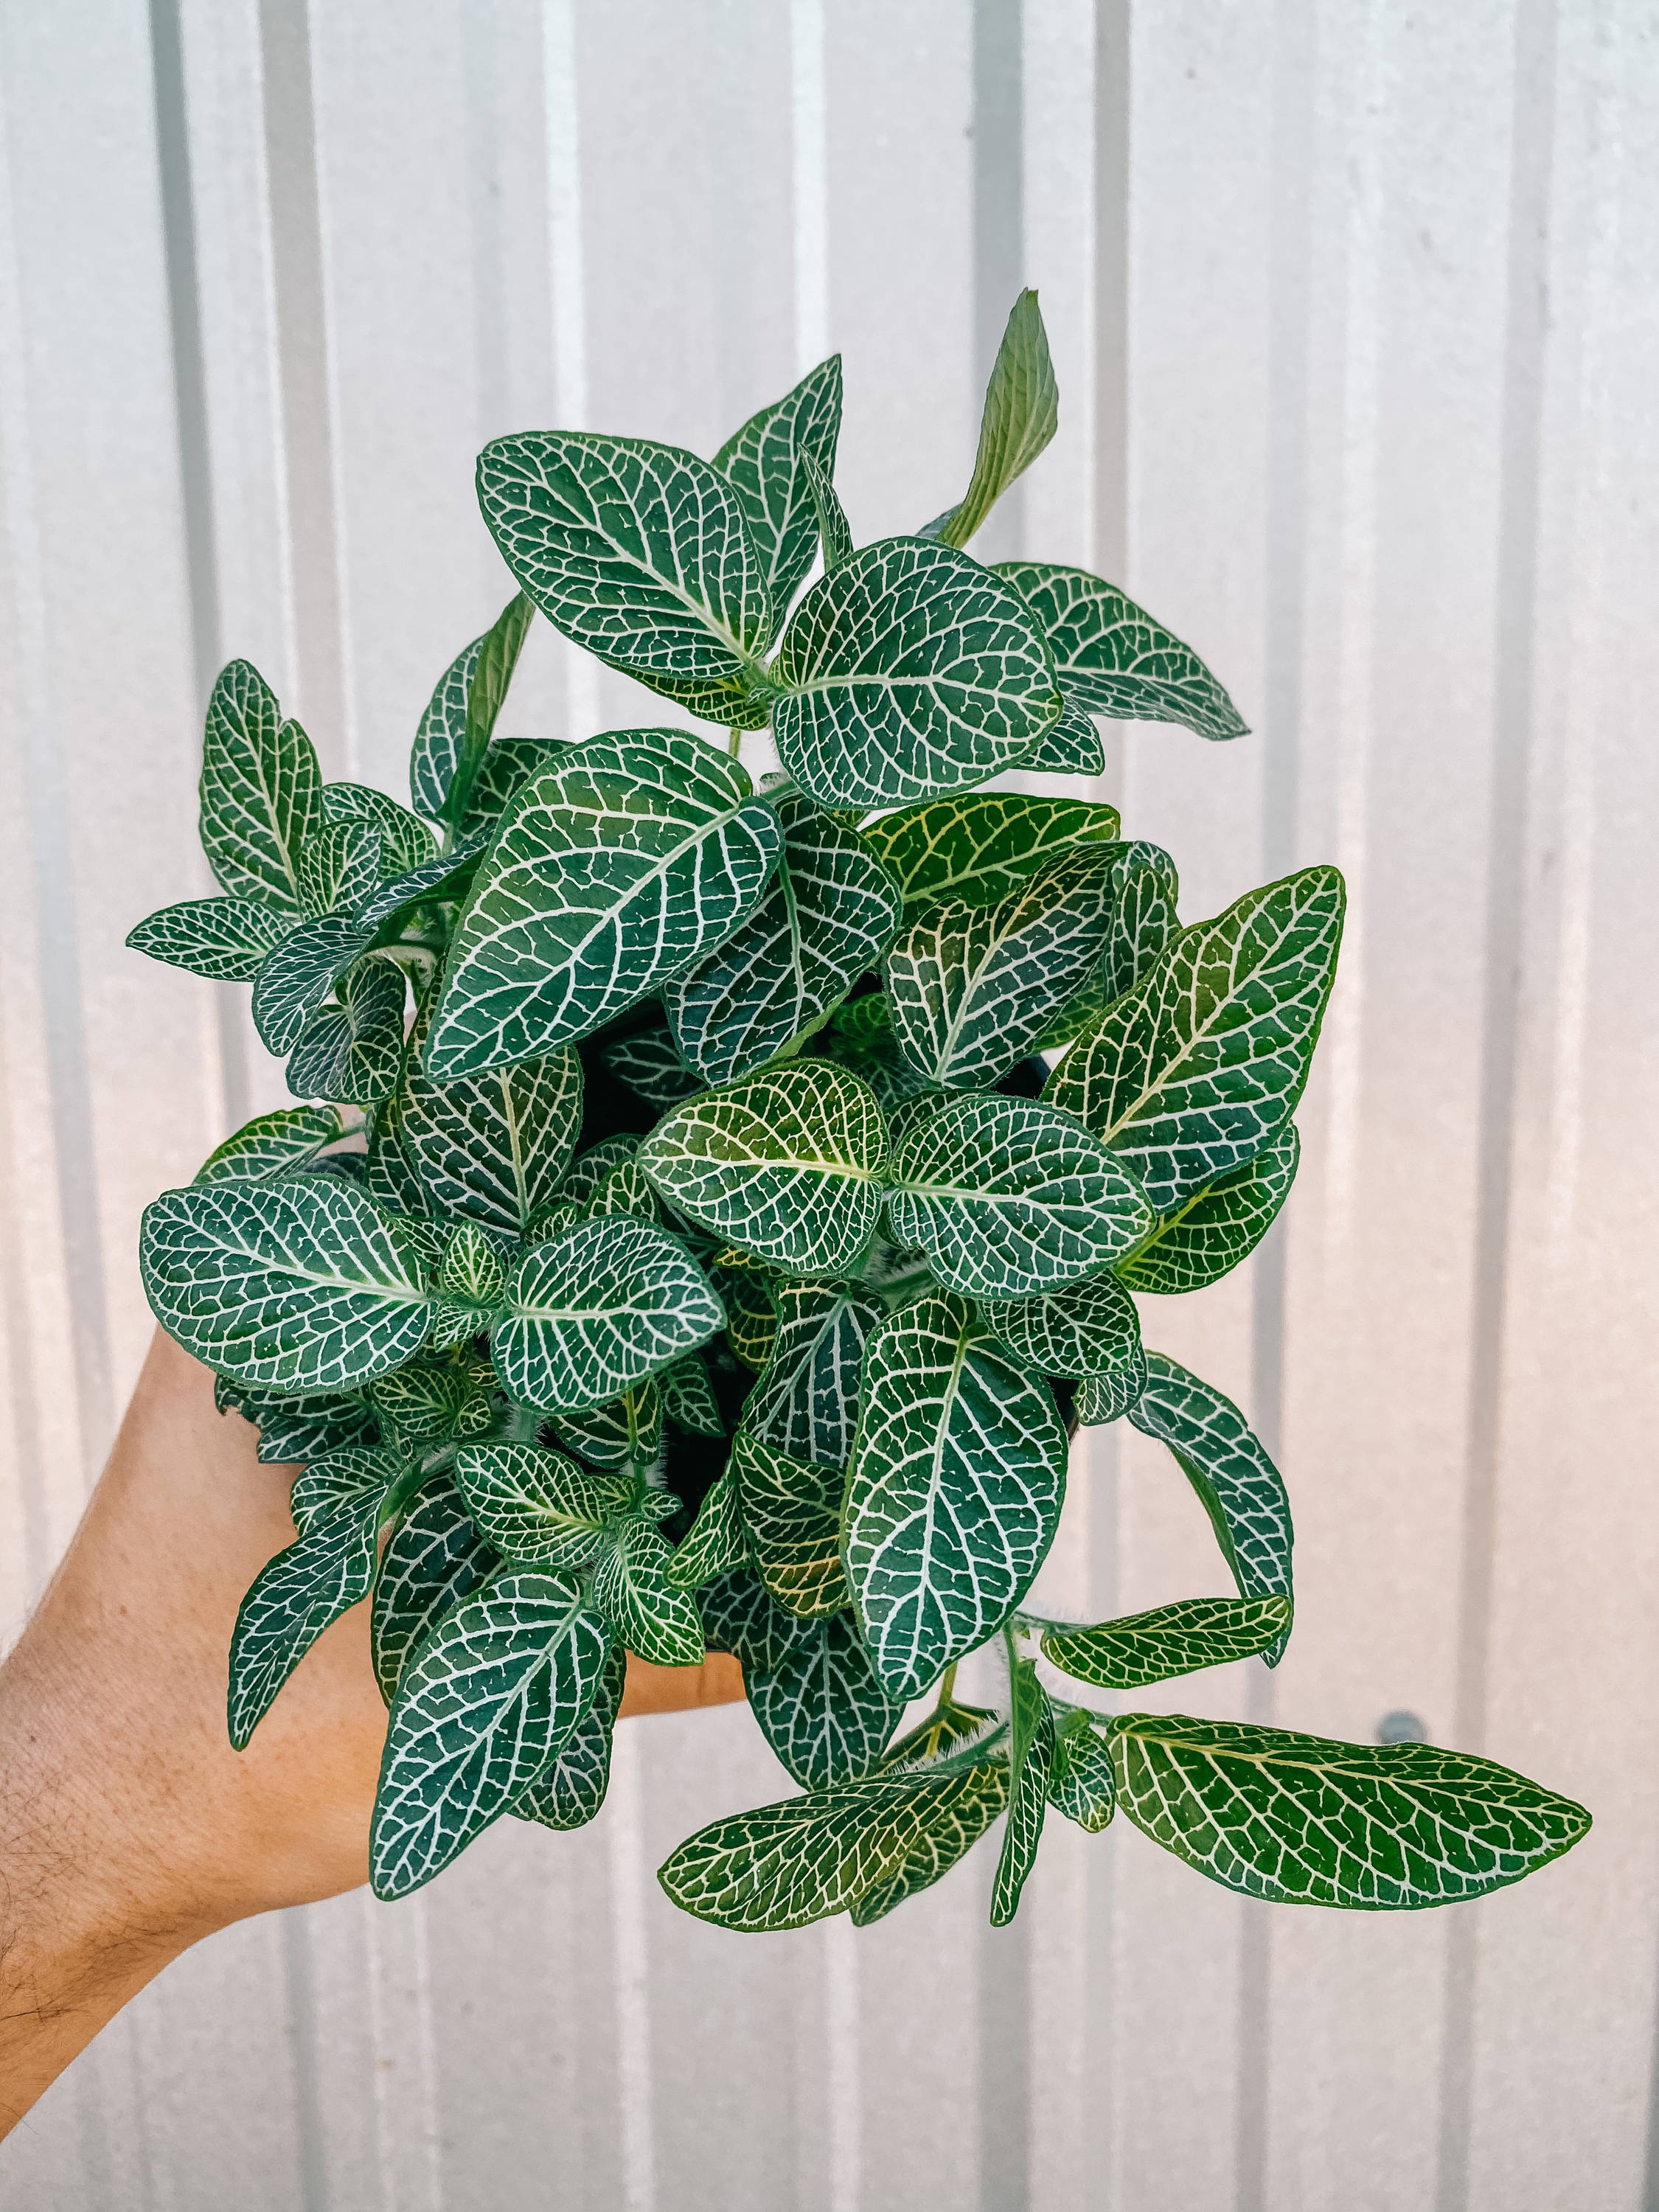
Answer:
top-left (731, 1428), bottom-right (847, 1618)
top-left (1119, 1123), bottom-right (1300, 1295)
top-left (1109, 1715), bottom-right (1590, 1909)
top-left (445, 592), bottom-right (535, 834)
top-left (400, 1016), bottom-right (583, 1237)
top-left (600, 1020), bottom-right (704, 1110)
top-left (228, 1494), bottom-right (380, 1747)
top-left (887, 1093), bottom-right (1154, 1300)
top-left (1045, 867), bottom-right (1344, 1214)
top-left (1074, 1373), bottom-right (1134, 1427)
top-left (990, 1657), bottom-right (1054, 1924)
top-left (198, 661), bottom-right (321, 911)
top-left (141, 1178), bottom-right (433, 1392)
top-left (593, 1519), bottom-right (706, 1666)
top-left (803, 452), bottom-right (854, 574)
top-left (639, 1061), bottom-right (886, 1279)
top-left (1047, 1709), bottom-right (1116, 1832)
top-left (658, 1761), bottom-right (1006, 1933)
top-left (843, 1290), bottom-right (1068, 1700)
top-left (251, 914), bottom-right (373, 1057)
top-left (428, 730), bottom-right (782, 1078)
top-left (664, 794), bottom-right (902, 1084)
top-left (286, 959), bottom-right (406, 1106)
top-left (1129, 1353), bottom-right (1293, 1658)
top-left (557, 1135), bottom-right (641, 1208)
top-left (1018, 700), bottom-right (1104, 776)
top-left (371, 1354), bottom-right (495, 1447)
top-left (512, 1641), bottom-right (628, 1832)
top-left (851, 1759), bottom-right (1009, 1924)
top-left (745, 1605), bottom-right (902, 1790)
top-left (995, 562), bottom-right (1249, 742)
top-left (462, 737), bottom-right (567, 833)
top-left (1040, 839), bottom-right (1180, 1047)
top-left (453, 1439), bottom-right (628, 1567)
top-left (714, 355), bottom-right (843, 616)
top-left (860, 794), bottom-right (1124, 915)
top-left (551, 1379), bottom-right (663, 1469)
top-left (477, 431), bottom-right (773, 682)
top-left (880, 1697), bottom-right (1001, 1773)
top-left (297, 819), bottom-right (382, 919)
top-left (665, 1467), bottom-right (748, 1588)
top-left (582, 1158), bottom-right (664, 1226)
top-left (321, 780), bottom-right (438, 874)
top-left (743, 1281), bottom-right (884, 1470)
top-left (288, 1444), bottom-right (402, 1535)
top-left (194, 1104), bottom-right (344, 1186)
top-left (491, 1216), bottom-right (723, 1412)
top-left (222, 1381), bottom-right (381, 1466)
top-left (659, 1351), bottom-right (725, 1438)
top-left (697, 1565), bottom-right (793, 1674)
top-left (355, 835), bottom-right (491, 931)
top-left (938, 291), bottom-right (1058, 551)
top-left (718, 1265), bottom-right (777, 1371)
top-left (978, 1268), bottom-right (1145, 1392)
top-left (771, 539), bottom-right (1063, 811)
top-left (365, 1095), bottom-right (431, 1217)
top-left (127, 895), bottom-right (291, 982)
top-left (372, 1567), bottom-right (610, 1899)
top-left (439, 1219), bottom-right (509, 1309)
top-left (411, 628), bottom-right (483, 821)
top-left (1043, 1595), bottom-right (1293, 1690)
top-left (372, 1472), bottom-right (495, 1704)
top-left (885, 846), bottom-right (1116, 1090)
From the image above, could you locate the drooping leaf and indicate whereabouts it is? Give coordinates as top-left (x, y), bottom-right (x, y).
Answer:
top-left (592, 1519), bottom-right (706, 1666)
top-left (886, 1093), bottom-right (1154, 1300)
top-left (372, 1472), bottom-right (495, 1704)
top-left (639, 1061), bottom-right (886, 1279)
top-left (1046, 1708), bottom-right (1117, 1832)
top-left (194, 1105), bottom-right (344, 1186)
top-left (714, 355), bottom-right (843, 617)
top-left (743, 1281), bottom-right (884, 1470)
top-left (371, 1567), bottom-right (610, 1899)
top-left (1045, 868), bottom-right (1344, 1214)
top-left (127, 895), bottom-right (291, 982)
top-left (885, 847), bottom-right (1115, 1091)
top-left (995, 562), bottom-right (1249, 742)
top-left (400, 1016), bottom-right (582, 1237)
top-left (251, 914), bottom-right (374, 1057)
top-left (771, 539), bottom-right (1062, 811)
top-left (223, 1382), bottom-right (381, 1466)
top-left (664, 794), bottom-right (902, 1084)
top-left (1043, 1595), bottom-right (1293, 1690)
top-left (297, 819), bottom-right (383, 919)
top-left (1129, 1353), bottom-right (1293, 1658)
top-left (288, 1444), bottom-right (401, 1535)
top-left (666, 1466), bottom-right (748, 1588)
top-left (477, 431), bottom-right (773, 686)
top-left (285, 959), bottom-right (407, 1106)
top-left (453, 1440), bottom-right (630, 1567)
top-left (978, 1269), bottom-right (1145, 1393)
top-left (321, 780), bottom-right (439, 874)
top-left (1119, 1122), bottom-right (1301, 1295)
top-left (141, 1178), bottom-right (433, 1392)
top-left (718, 1265), bottom-right (778, 1370)
top-left (859, 793), bottom-right (1121, 912)
top-left (938, 291), bottom-right (1058, 551)
top-left (1017, 700), bottom-right (1105, 776)
top-left (851, 1759), bottom-right (1009, 1924)
top-left (659, 1351), bottom-right (726, 1438)
top-left (600, 1020), bottom-right (705, 1110)
top-left (658, 1761), bottom-right (1006, 1933)
top-left (198, 661), bottom-right (321, 911)
top-left (228, 1494), bottom-right (380, 1747)
top-left (427, 730), bottom-right (782, 1079)
top-left (512, 1641), bottom-right (629, 1832)
top-left (843, 1290), bottom-right (1068, 1700)
top-left (744, 1605), bottom-right (902, 1790)
top-left (803, 452), bottom-right (854, 574)
top-left (731, 1428), bottom-right (847, 1618)
top-left (990, 1658), bottom-right (1054, 1924)
top-left (1109, 1715), bottom-right (1590, 1908)
top-left (490, 1216), bottom-right (723, 1412)
top-left (552, 1379), bottom-right (663, 1469)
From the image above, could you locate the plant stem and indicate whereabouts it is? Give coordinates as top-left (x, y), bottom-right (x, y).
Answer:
top-left (726, 726), bottom-right (742, 759)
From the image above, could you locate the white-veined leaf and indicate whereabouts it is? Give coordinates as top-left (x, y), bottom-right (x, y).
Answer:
top-left (297, 819), bottom-right (382, 919)
top-left (803, 452), bottom-right (854, 574)
top-left (1042, 838), bottom-right (1183, 1051)
top-left (843, 1290), bottom-right (1067, 1700)
top-left (557, 1134), bottom-right (641, 1208)
top-left (371, 1568), bottom-right (611, 1899)
top-left (582, 1158), bottom-right (664, 1226)
top-left (551, 1378), bottom-right (663, 1468)
top-left (938, 291), bottom-right (1058, 550)
top-left (512, 1641), bottom-right (628, 1832)
top-left (428, 730), bottom-right (782, 1079)
top-left (1018, 700), bottom-right (1104, 776)
top-left (743, 1280), bottom-right (884, 1470)
top-left (978, 1267), bottom-right (1144, 1390)
top-left (221, 1380), bottom-right (381, 1466)
top-left (366, 1094), bottom-right (431, 1217)
top-left (1045, 867), bottom-right (1343, 1214)
top-left (198, 660), bottom-right (320, 911)
top-left (1047, 1709), bottom-right (1116, 1832)
top-left (355, 835), bottom-right (491, 932)
top-left (443, 591), bottom-right (535, 831)
top-left (996, 561), bottom-right (1249, 741)
top-left (491, 1216), bottom-right (723, 1412)
top-left (194, 1104), bottom-right (344, 1186)
top-left (370, 1354), bottom-right (494, 1446)
top-left (640, 1061), bottom-right (886, 1278)
top-left (127, 895), bottom-right (291, 982)
top-left (228, 1493), bottom-right (381, 1747)
top-left (771, 539), bottom-right (1062, 811)
top-left (400, 1014), bottom-right (582, 1236)
top-left (321, 780), bottom-right (438, 874)
top-left (697, 1565), bottom-right (793, 1674)
top-left (990, 1658), bottom-right (1054, 1924)
top-left (288, 1444), bottom-right (403, 1535)
top-left (411, 628), bottom-right (481, 821)
top-left (660, 1351), bottom-right (725, 1438)
top-left (141, 1178), bottom-right (432, 1392)
top-left (1043, 1594), bottom-right (1293, 1690)
top-left (1119, 1122), bottom-right (1300, 1294)
top-left (850, 1758), bottom-right (1009, 1923)
top-left (1110, 1715), bottom-right (1590, 1907)
top-left (731, 1427), bottom-right (847, 1618)
top-left (372, 1472), bottom-right (495, 1704)
top-left (286, 959), bottom-right (406, 1106)
top-left (600, 1020), bottom-right (705, 1109)
top-left (887, 1093), bottom-right (1154, 1300)
top-left (744, 1602), bottom-right (902, 1790)
top-left (592, 1518), bottom-right (706, 1666)
top-left (1129, 1353), bottom-right (1293, 1658)
top-left (885, 846), bottom-right (1115, 1090)
top-left (664, 793), bottom-right (902, 1083)
top-left (439, 1219), bottom-right (509, 1308)
top-left (478, 431), bottom-right (773, 681)
top-left (714, 355), bottom-right (843, 617)
top-left (251, 914), bottom-right (372, 1056)
top-left (666, 1467), bottom-right (748, 1589)
top-left (453, 1439), bottom-right (629, 1567)
top-left (859, 792), bottom-right (1121, 912)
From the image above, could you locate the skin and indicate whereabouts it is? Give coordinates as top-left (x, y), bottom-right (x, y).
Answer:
top-left (0, 1329), bottom-right (741, 2138)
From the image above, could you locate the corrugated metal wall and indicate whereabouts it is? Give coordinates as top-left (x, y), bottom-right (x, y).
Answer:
top-left (1, 1), bottom-right (1655, 2205)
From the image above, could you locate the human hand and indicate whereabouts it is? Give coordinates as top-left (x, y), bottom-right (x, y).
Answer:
top-left (0, 1329), bottom-right (740, 2135)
